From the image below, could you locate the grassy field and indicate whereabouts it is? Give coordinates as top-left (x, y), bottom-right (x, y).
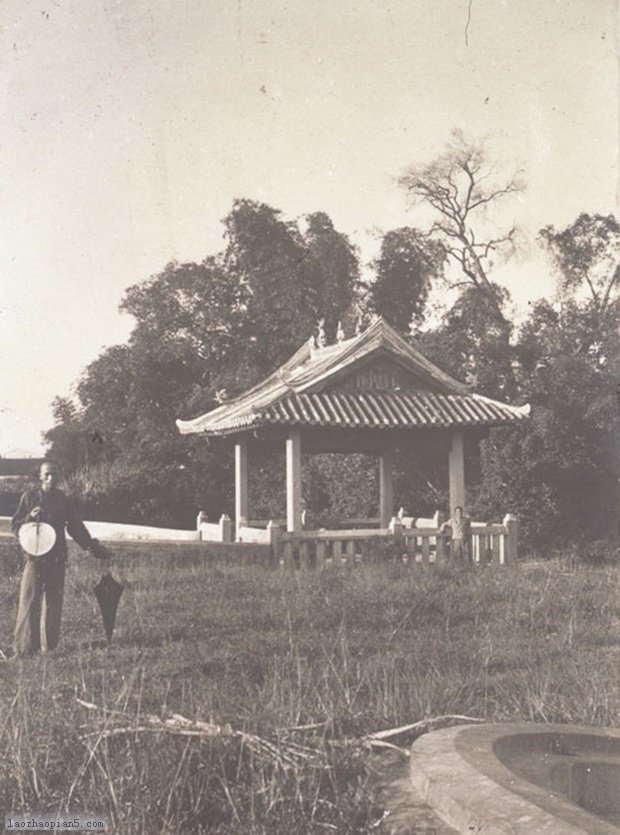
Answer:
top-left (0, 538), bottom-right (619, 833)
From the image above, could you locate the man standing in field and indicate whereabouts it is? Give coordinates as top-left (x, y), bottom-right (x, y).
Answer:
top-left (10, 460), bottom-right (108, 657)
top-left (440, 505), bottom-right (472, 562)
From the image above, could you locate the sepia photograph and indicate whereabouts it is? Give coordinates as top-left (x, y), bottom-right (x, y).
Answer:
top-left (1, 0), bottom-right (619, 832)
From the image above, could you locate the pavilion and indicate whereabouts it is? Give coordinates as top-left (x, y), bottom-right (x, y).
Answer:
top-left (176, 318), bottom-right (529, 535)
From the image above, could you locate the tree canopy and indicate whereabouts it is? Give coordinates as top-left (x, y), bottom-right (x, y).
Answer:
top-left (540, 213), bottom-right (620, 355)
top-left (369, 227), bottom-right (444, 332)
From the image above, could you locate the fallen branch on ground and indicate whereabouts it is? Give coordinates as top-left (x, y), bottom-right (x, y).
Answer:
top-left (361, 738), bottom-right (410, 755)
top-left (76, 698), bottom-right (325, 769)
top-left (76, 700), bottom-right (484, 765)
top-left (365, 713), bottom-right (485, 742)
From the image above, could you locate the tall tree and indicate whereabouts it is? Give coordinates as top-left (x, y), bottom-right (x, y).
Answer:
top-left (369, 227), bottom-right (444, 334)
top-left (302, 211), bottom-right (360, 341)
top-left (398, 130), bottom-right (524, 333)
top-left (222, 200), bottom-right (310, 373)
top-left (540, 213), bottom-right (620, 355)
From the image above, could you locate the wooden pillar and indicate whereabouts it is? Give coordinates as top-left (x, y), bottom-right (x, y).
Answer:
top-left (235, 436), bottom-right (249, 539)
top-left (449, 429), bottom-right (466, 515)
top-left (286, 428), bottom-right (302, 533)
top-left (379, 448), bottom-right (394, 528)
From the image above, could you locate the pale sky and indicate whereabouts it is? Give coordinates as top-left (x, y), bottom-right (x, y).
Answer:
top-left (1, 0), bottom-right (618, 456)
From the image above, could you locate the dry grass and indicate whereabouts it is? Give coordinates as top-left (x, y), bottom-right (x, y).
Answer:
top-left (0, 539), bottom-right (619, 833)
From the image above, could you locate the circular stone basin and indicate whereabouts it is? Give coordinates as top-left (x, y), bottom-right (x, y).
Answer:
top-left (495, 730), bottom-right (620, 828)
top-left (409, 722), bottom-right (620, 834)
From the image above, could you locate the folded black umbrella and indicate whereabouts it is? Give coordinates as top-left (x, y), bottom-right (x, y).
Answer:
top-left (93, 572), bottom-right (124, 641)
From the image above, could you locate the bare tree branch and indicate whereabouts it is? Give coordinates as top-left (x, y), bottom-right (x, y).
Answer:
top-left (399, 131), bottom-right (524, 331)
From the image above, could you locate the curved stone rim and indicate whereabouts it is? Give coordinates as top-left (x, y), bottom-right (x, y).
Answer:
top-left (409, 722), bottom-right (620, 834)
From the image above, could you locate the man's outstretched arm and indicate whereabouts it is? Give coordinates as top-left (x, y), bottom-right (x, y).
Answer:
top-left (65, 500), bottom-right (108, 560)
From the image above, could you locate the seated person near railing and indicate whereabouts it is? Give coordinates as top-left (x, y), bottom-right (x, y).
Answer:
top-left (440, 506), bottom-right (471, 561)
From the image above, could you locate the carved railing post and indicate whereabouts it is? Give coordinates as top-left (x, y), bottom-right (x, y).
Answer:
top-left (219, 514), bottom-right (233, 543)
top-left (267, 520), bottom-right (281, 564)
top-left (197, 511), bottom-right (207, 541)
top-left (503, 514), bottom-right (518, 565)
top-left (389, 516), bottom-right (403, 561)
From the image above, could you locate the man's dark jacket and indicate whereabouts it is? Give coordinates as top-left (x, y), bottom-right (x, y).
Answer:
top-left (12, 487), bottom-right (97, 560)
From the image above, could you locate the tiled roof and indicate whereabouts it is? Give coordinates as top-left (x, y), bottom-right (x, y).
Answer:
top-left (178, 391), bottom-right (528, 435)
top-left (266, 391), bottom-right (528, 428)
top-left (177, 318), bottom-right (530, 436)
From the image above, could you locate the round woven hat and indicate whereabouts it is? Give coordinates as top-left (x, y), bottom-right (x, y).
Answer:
top-left (18, 522), bottom-right (56, 556)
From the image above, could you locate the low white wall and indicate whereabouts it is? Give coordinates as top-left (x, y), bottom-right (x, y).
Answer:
top-left (86, 521), bottom-right (199, 542)
top-left (198, 521), bottom-right (228, 542)
top-left (237, 525), bottom-right (271, 545)
top-left (0, 516), bottom-right (198, 542)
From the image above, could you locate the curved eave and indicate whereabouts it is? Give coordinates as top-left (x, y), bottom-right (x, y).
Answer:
top-left (176, 412), bottom-right (258, 435)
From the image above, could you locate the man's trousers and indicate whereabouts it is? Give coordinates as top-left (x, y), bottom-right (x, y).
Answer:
top-left (14, 556), bottom-right (65, 656)
top-left (450, 538), bottom-right (470, 562)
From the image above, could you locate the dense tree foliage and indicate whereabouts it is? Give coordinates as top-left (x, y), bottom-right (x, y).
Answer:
top-left (540, 213), bottom-right (620, 319)
top-left (471, 213), bottom-right (620, 548)
top-left (418, 284), bottom-right (515, 399)
top-left (302, 212), bottom-right (360, 341)
top-left (475, 295), bottom-right (620, 548)
top-left (369, 227), bottom-right (444, 332)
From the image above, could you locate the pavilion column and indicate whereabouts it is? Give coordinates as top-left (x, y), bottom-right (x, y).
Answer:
top-left (235, 435), bottom-right (249, 539)
top-left (379, 447), bottom-right (394, 528)
top-left (449, 428), bottom-right (466, 514)
top-left (286, 428), bottom-right (302, 533)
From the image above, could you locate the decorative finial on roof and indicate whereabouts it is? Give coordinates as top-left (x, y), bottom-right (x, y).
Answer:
top-left (354, 303), bottom-right (365, 335)
top-left (336, 321), bottom-right (345, 343)
top-left (317, 318), bottom-right (326, 348)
